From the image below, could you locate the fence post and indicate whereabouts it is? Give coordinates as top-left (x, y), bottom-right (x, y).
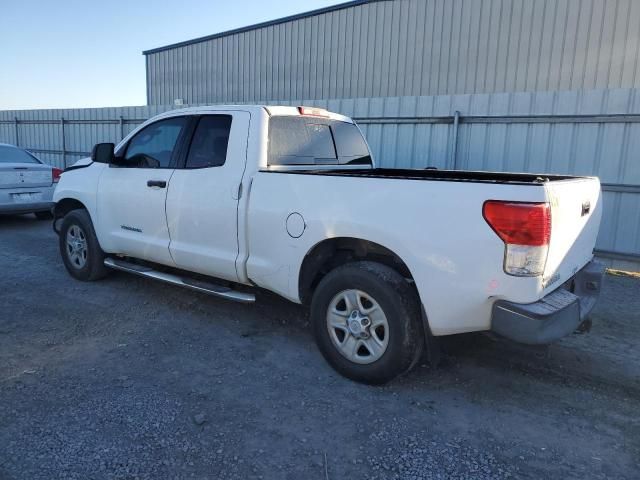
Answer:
top-left (451, 110), bottom-right (460, 170)
top-left (60, 117), bottom-right (66, 168)
top-left (14, 117), bottom-right (19, 146)
top-left (119, 115), bottom-right (124, 140)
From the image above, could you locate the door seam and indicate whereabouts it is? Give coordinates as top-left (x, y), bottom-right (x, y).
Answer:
top-left (165, 168), bottom-right (178, 265)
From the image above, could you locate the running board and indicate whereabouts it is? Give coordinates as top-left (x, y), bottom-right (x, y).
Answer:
top-left (103, 258), bottom-right (255, 303)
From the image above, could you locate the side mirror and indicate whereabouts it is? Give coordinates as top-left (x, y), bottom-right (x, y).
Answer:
top-left (91, 143), bottom-right (115, 164)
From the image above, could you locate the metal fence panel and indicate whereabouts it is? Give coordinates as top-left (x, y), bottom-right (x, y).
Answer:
top-left (0, 87), bottom-right (638, 265)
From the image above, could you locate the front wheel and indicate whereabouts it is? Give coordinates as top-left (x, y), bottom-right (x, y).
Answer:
top-left (310, 261), bottom-right (424, 384)
top-left (59, 209), bottom-right (110, 281)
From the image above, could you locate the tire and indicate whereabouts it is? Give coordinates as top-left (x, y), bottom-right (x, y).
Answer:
top-left (311, 261), bottom-right (424, 384)
top-left (59, 209), bottom-right (110, 281)
top-left (34, 211), bottom-right (53, 220)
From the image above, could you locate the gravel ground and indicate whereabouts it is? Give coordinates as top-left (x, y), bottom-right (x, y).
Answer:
top-left (0, 215), bottom-right (638, 480)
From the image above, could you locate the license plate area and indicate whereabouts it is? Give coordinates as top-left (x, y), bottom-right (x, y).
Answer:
top-left (12, 192), bottom-right (42, 203)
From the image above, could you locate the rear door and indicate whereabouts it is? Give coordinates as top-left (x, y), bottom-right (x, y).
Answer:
top-left (543, 178), bottom-right (602, 291)
top-left (96, 116), bottom-right (189, 266)
top-left (165, 112), bottom-right (250, 282)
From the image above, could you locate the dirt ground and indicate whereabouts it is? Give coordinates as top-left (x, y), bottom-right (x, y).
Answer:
top-left (0, 215), bottom-right (638, 480)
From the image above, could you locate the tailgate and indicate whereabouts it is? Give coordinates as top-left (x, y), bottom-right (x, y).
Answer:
top-left (0, 164), bottom-right (52, 189)
top-left (543, 178), bottom-right (602, 291)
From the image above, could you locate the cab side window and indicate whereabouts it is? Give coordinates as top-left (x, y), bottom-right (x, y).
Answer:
top-left (185, 115), bottom-right (233, 169)
top-left (124, 117), bottom-right (187, 168)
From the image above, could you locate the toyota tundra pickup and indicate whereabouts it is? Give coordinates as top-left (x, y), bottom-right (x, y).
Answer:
top-left (52, 105), bottom-right (604, 384)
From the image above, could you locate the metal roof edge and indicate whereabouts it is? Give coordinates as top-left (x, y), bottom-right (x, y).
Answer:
top-left (142, 0), bottom-right (386, 55)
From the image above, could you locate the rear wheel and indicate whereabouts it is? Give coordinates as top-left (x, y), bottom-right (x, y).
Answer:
top-left (311, 261), bottom-right (424, 384)
top-left (59, 209), bottom-right (110, 281)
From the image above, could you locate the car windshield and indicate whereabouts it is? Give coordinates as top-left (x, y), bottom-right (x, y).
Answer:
top-left (0, 145), bottom-right (40, 164)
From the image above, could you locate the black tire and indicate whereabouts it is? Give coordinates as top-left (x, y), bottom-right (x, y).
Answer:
top-left (34, 211), bottom-right (53, 220)
top-left (311, 261), bottom-right (424, 384)
top-left (59, 209), bottom-right (110, 281)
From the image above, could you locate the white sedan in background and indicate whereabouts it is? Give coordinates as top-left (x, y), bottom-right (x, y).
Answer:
top-left (0, 143), bottom-right (61, 219)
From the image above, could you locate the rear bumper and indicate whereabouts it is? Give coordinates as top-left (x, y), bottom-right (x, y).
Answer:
top-left (0, 186), bottom-right (55, 214)
top-left (491, 261), bottom-right (605, 345)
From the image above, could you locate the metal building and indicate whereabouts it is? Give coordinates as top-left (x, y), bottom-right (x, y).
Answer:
top-left (144, 0), bottom-right (640, 105)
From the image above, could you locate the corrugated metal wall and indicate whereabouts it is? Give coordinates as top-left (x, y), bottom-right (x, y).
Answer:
top-left (0, 88), bottom-right (638, 267)
top-left (145, 0), bottom-right (640, 105)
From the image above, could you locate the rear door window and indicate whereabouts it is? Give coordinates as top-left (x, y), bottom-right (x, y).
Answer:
top-left (184, 115), bottom-right (233, 168)
top-left (268, 116), bottom-right (370, 166)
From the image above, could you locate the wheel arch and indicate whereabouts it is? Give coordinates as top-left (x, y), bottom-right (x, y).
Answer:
top-left (298, 237), bottom-right (416, 305)
top-left (53, 197), bottom-right (88, 220)
top-left (52, 198), bottom-right (101, 247)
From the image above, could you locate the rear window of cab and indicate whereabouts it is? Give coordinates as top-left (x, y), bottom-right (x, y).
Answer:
top-left (268, 117), bottom-right (371, 166)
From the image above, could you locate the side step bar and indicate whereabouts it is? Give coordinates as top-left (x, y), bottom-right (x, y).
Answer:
top-left (103, 258), bottom-right (256, 303)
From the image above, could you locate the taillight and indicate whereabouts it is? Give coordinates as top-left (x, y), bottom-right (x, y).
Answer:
top-left (483, 201), bottom-right (551, 276)
top-left (52, 168), bottom-right (63, 183)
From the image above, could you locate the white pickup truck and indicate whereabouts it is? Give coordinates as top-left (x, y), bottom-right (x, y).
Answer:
top-left (52, 105), bottom-right (604, 384)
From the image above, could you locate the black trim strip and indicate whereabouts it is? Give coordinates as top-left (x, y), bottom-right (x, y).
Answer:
top-left (64, 162), bottom-right (93, 173)
top-left (258, 167), bottom-right (583, 186)
top-left (142, 0), bottom-right (385, 55)
top-left (174, 116), bottom-right (200, 169)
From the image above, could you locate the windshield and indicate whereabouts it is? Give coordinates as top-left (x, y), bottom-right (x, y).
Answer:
top-left (0, 146), bottom-right (40, 164)
top-left (268, 116), bottom-right (371, 166)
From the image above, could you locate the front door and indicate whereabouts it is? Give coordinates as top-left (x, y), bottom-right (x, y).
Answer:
top-left (96, 116), bottom-right (188, 265)
top-left (166, 112), bottom-right (250, 282)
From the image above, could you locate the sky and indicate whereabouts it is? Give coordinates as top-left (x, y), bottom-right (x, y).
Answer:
top-left (0, 0), bottom-right (344, 110)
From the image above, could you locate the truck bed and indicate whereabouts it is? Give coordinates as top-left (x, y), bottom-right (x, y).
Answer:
top-left (267, 167), bottom-right (583, 185)
top-left (248, 166), bottom-right (601, 335)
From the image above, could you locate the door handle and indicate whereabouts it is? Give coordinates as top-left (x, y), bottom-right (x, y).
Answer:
top-left (147, 180), bottom-right (167, 188)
